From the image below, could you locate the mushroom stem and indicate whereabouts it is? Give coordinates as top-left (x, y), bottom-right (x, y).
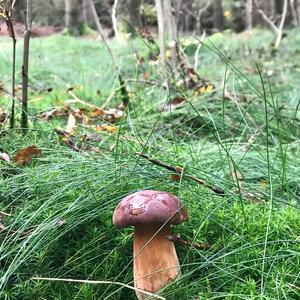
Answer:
top-left (133, 223), bottom-right (180, 300)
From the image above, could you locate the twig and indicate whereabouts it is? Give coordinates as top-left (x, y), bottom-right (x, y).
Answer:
top-left (126, 78), bottom-right (165, 88)
top-left (0, 210), bottom-right (12, 217)
top-left (32, 277), bottom-right (165, 300)
top-left (137, 152), bottom-right (225, 196)
top-left (66, 90), bottom-right (104, 111)
top-left (3, 1), bottom-right (17, 128)
top-left (166, 234), bottom-right (211, 250)
top-left (254, 0), bottom-right (288, 48)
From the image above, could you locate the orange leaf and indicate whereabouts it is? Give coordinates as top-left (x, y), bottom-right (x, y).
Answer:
top-left (13, 145), bottom-right (42, 166)
top-left (170, 174), bottom-right (181, 181)
top-left (95, 125), bottom-right (117, 134)
top-left (90, 108), bottom-right (105, 117)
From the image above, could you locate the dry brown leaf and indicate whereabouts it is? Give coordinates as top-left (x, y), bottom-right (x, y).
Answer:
top-left (40, 105), bottom-right (70, 120)
top-left (170, 173), bottom-right (181, 181)
top-left (0, 152), bottom-right (10, 162)
top-left (80, 133), bottom-right (102, 142)
top-left (13, 145), bottom-right (42, 166)
top-left (162, 97), bottom-right (186, 111)
top-left (103, 108), bottom-right (124, 122)
top-left (89, 108), bottom-right (105, 117)
top-left (90, 108), bottom-right (123, 123)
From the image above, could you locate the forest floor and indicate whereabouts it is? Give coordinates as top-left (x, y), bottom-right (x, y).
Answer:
top-left (0, 29), bottom-right (300, 299)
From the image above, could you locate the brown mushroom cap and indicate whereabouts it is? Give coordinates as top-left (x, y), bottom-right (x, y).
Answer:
top-left (113, 190), bottom-right (188, 227)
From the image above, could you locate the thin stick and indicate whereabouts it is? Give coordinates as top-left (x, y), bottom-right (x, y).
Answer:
top-left (137, 152), bottom-right (225, 196)
top-left (66, 90), bottom-right (104, 111)
top-left (4, 1), bottom-right (17, 128)
top-left (31, 277), bottom-right (165, 300)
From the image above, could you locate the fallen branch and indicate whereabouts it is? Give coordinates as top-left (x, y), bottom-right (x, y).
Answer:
top-left (66, 90), bottom-right (103, 111)
top-left (32, 277), bottom-right (165, 300)
top-left (137, 152), bottom-right (225, 196)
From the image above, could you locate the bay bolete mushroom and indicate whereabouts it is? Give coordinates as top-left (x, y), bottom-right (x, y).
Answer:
top-left (113, 190), bottom-right (188, 299)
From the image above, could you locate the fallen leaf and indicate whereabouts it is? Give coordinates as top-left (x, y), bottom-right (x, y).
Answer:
top-left (162, 97), bottom-right (186, 111)
top-left (194, 83), bottom-right (214, 95)
top-left (80, 133), bottom-right (103, 142)
top-left (102, 108), bottom-right (124, 123)
top-left (13, 145), bottom-right (42, 166)
top-left (170, 173), bottom-right (181, 181)
top-left (228, 170), bottom-right (244, 181)
top-left (95, 125), bottom-right (117, 134)
top-left (89, 108), bottom-right (105, 117)
top-left (65, 114), bottom-right (76, 134)
top-left (0, 152), bottom-right (10, 162)
top-left (40, 105), bottom-right (70, 120)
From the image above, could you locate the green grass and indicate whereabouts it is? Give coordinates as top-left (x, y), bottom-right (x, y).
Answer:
top-left (0, 29), bottom-right (299, 299)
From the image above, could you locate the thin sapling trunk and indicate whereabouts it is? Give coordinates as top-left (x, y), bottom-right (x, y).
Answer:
top-left (21, 0), bottom-right (32, 132)
top-left (2, 0), bottom-right (16, 128)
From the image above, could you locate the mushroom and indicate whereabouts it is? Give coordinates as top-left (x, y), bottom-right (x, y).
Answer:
top-left (113, 190), bottom-right (188, 299)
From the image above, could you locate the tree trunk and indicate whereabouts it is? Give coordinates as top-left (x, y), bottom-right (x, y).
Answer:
top-left (65, 0), bottom-right (83, 35)
top-left (155, 0), bottom-right (168, 88)
top-left (263, 0), bottom-right (275, 19)
top-left (212, 0), bottom-right (223, 31)
top-left (290, 0), bottom-right (300, 25)
top-left (21, 0), bottom-right (32, 132)
top-left (245, 0), bottom-right (253, 30)
top-left (128, 0), bottom-right (142, 29)
top-left (297, 0), bottom-right (300, 25)
top-left (82, 0), bottom-right (95, 29)
top-left (164, 0), bottom-right (179, 76)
